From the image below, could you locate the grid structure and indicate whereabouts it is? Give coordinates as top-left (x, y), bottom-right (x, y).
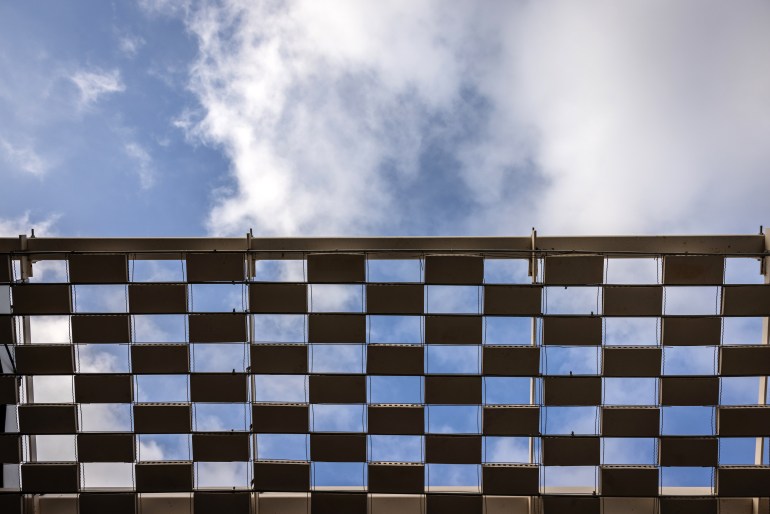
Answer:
top-left (0, 234), bottom-right (769, 514)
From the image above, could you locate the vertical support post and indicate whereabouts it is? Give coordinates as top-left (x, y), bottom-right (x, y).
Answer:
top-left (528, 229), bottom-right (538, 514)
top-left (18, 235), bottom-right (36, 465)
top-left (753, 229), bottom-right (769, 514)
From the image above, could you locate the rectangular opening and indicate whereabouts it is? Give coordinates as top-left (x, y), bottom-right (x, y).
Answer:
top-left (28, 315), bottom-right (70, 343)
top-left (545, 287), bottom-right (600, 315)
top-left (604, 318), bottom-right (658, 346)
top-left (368, 315), bottom-right (421, 344)
top-left (661, 406), bottom-right (714, 435)
top-left (543, 466), bottom-right (596, 490)
top-left (253, 375), bottom-right (307, 403)
top-left (426, 464), bottom-right (480, 490)
top-left (426, 345), bottom-right (479, 374)
top-left (720, 377), bottom-right (760, 405)
top-left (195, 462), bottom-right (249, 488)
top-left (132, 314), bottom-right (187, 343)
top-left (662, 347), bottom-right (717, 375)
top-left (78, 404), bottom-right (132, 432)
top-left (253, 259), bottom-right (305, 281)
top-left (602, 438), bottom-right (656, 465)
top-left (252, 314), bottom-right (305, 343)
top-left (605, 258), bottom-right (658, 284)
top-left (192, 343), bottom-right (247, 372)
top-left (724, 258), bottom-right (764, 284)
top-left (135, 375), bottom-right (188, 403)
top-left (543, 346), bottom-right (599, 375)
top-left (311, 462), bottom-right (366, 488)
top-left (483, 437), bottom-right (530, 463)
top-left (311, 404), bottom-right (366, 432)
top-left (189, 284), bottom-right (244, 312)
top-left (309, 284), bottom-right (364, 313)
top-left (29, 376), bottom-right (73, 403)
top-left (368, 376), bottom-right (422, 404)
top-left (484, 377), bottom-right (531, 405)
top-left (81, 463), bottom-right (134, 489)
top-left (369, 435), bottom-right (423, 462)
top-left (367, 259), bottom-right (422, 283)
top-left (74, 285), bottom-right (127, 313)
top-left (77, 344), bottom-right (131, 373)
top-left (484, 317), bottom-right (532, 345)
top-left (310, 344), bottom-right (364, 373)
top-left (193, 403), bottom-right (248, 431)
top-left (661, 467), bottom-right (713, 489)
top-left (483, 259), bottom-right (529, 284)
top-left (543, 407), bottom-right (598, 435)
top-left (427, 406), bottom-right (480, 434)
top-left (138, 434), bottom-right (191, 461)
top-left (603, 378), bottom-right (657, 406)
top-left (255, 434), bottom-right (309, 461)
top-left (426, 286), bottom-right (480, 314)
top-left (664, 286), bottom-right (720, 315)
top-left (130, 259), bottom-right (186, 282)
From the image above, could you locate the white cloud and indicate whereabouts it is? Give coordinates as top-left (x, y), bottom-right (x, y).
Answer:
top-left (170, 0), bottom-right (770, 237)
top-left (0, 137), bottom-right (49, 176)
top-left (118, 34), bottom-right (145, 57)
top-left (0, 212), bottom-right (58, 237)
top-left (124, 141), bottom-right (155, 189)
top-left (70, 68), bottom-right (125, 107)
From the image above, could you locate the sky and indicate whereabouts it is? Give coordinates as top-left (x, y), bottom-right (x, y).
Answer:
top-left (1, 0), bottom-right (770, 238)
top-left (1, 0), bottom-right (770, 495)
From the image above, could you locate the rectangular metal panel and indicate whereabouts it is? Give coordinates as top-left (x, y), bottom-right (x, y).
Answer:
top-left (308, 314), bottom-right (365, 343)
top-left (186, 252), bottom-right (245, 282)
top-left (543, 317), bottom-right (602, 346)
top-left (132, 344), bottom-right (189, 374)
top-left (659, 437), bottom-right (718, 467)
top-left (484, 285), bottom-right (542, 315)
top-left (659, 497), bottom-right (717, 514)
top-left (425, 376), bottom-right (482, 404)
top-left (367, 284), bottom-right (424, 314)
top-left (603, 286), bottom-right (663, 316)
top-left (367, 344), bottom-right (423, 375)
top-left (483, 406), bottom-right (539, 436)
top-left (426, 494), bottom-right (483, 514)
top-left (193, 492), bottom-right (250, 514)
top-left (425, 435), bottom-right (481, 464)
top-left (544, 255), bottom-right (604, 285)
top-left (75, 374), bottom-right (133, 403)
top-left (424, 255), bottom-right (483, 285)
top-left (77, 433), bottom-right (135, 462)
top-left (251, 344), bottom-right (308, 374)
top-left (719, 346), bottom-right (770, 376)
top-left (542, 496), bottom-right (600, 514)
top-left (663, 255), bottom-right (724, 285)
top-left (307, 253), bottom-right (365, 283)
top-left (601, 466), bottom-right (659, 497)
top-left (188, 313), bottom-right (247, 342)
top-left (717, 467), bottom-right (770, 497)
top-left (12, 284), bottom-right (71, 314)
top-left (662, 317), bottom-right (721, 346)
top-left (660, 377), bottom-right (719, 406)
top-left (543, 376), bottom-right (601, 406)
top-left (15, 344), bottom-right (74, 374)
top-left (21, 463), bottom-right (79, 493)
top-left (192, 433), bottom-right (250, 461)
top-left (79, 493), bottom-right (136, 514)
top-left (133, 404), bottom-right (191, 433)
top-left (602, 347), bottom-right (661, 377)
top-left (128, 283), bottom-right (187, 313)
top-left (69, 254), bottom-right (128, 283)
top-left (71, 314), bottom-right (130, 343)
top-left (482, 346), bottom-right (540, 376)
top-left (249, 283), bottom-right (307, 313)
top-left (721, 285), bottom-right (770, 316)
top-left (135, 462), bottom-right (193, 493)
top-left (483, 464), bottom-right (539, 495)
top-left (309, 374), bottom-right (366, 404)
top-left (542, 437), bottom-right (600, 466)
top-left (718, 407), bottom-right (770, 436)
top-left (601, 407), bottom-right (660, 437)
top-left (0, 315), bottom-right (14, 345)
top-left (310, 433), bottom-right (367, 462)
top-left (425, 315), bottom-right (482, 344)
top-left (253, 461), bottom-right (310, 492)
top-left (311, 492), bottom-right (368, 514)
top-left (0, 254), bottom-right (10, 283)
top-left (252, 404), bottom-right (309, 433)
top-left (368, 405), bottom-right (424, 435)
top-left (0, 434), bottom-right (21, 463)
top-left (368, 463), bottom-right (425, 493)
top-left (19, 405), bottom-right (77, 434)
top-left (0, 374), bottom-right (18, 404)
top-left (190, 373), bottom-right (248, 402)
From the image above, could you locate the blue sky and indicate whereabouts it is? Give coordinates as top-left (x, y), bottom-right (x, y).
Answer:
top-left (2, 0), bottom-right (770, 237)
top-left (2, 0), bottom-right (770, 494)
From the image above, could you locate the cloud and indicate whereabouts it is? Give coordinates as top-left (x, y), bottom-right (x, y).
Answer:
top-left (167, 0), bottom-right (770, 237)
top-left (0, 138), bottom-right (49, 176)
top-left (124, 141), bottom-right (155, 189)
top-left (0, 212), bottom-right (58, 237)
top-left (70, 68), bottom-right (125, 107)
top-left (118, 34), bottom-right (145, 57)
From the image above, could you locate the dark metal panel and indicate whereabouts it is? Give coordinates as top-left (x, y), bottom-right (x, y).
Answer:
top-left (308, 314), bottom-right (365, 343)
top-left (542, 496), bottom-right (600, 514)
top-left (0, 254), bottom-right (10, 283)
top-left (307, 253), bottom-right (365, 283)
top-left (18, 405), bottom-right (77, 434)
top-left (131, 344), bottom-right (189, 374)
top-left (603, 286), bottom-right (663, 316)
top-left (368, 405), bottom-right (424, 435)
top-left (659, 437), bottom-right (718, 467)
top-left (483, 406), bottom-right (540, 436)
top-left (543, 376), bottom-right (602, 406)
top-left (718, 407), bottom-right (770, 436)
top-left (186, 252), bottom-right (245, 282)
top-left (721, 285), bottom-right (770, 316)
top-left (543, 316), bottom-right (602, 346)
top-left (0, 434), bottom-right (21, 463)
top-left (601, 407), bottom-right (660, 437)
top-left (426, 494), bottom-right (483, 514)
top-left (0, 374), bottom-right (18, 404)
top-left (309, 374), bottom-right (366, 404)
top-left (544, 255), bottom-right (604, 285)
top-left (251, 344), bottom-right (308, 374)
top-left (253, 461), bottom-right (310, 492)
top-left (192, 433), bottom-right (250, 461)
top-left (133, 404), bottom-right (191, 433)
top-left (135, 462), bottom-right (193, 493)
top-left (663, 255), bottom-right (724, 285)
top-left (193, 492), bottom-right (251, 514)
top-left (367, 344), bottom-right (423, 375)
top-left (660, 377), bottom-right (719, 406)
top-left (310, 433), bottom-right (367, 462)
top-left (128, 283), bottom-right (187, 313)
top-left (188, 313), bottom-right (247, 342)
top-left (483, 285), bottom-right (542, 315)
top-left (424, 315), bottom-right (482, 344)
top-left (482, 346), bottom-right (540, 376)
top-left (0, 315), bottom-right (15, 346)
top-left (252, 404), bottom-right (309, 433)
top-left (368, 463), bottom-right (425, 493)
top-left (425, 376), bottom-right (482, 404)
top-left (75, 374), bottom-right (133, 403)
top-left (601, 466), bottom-right (659, 497)
top-left (717, 467), bottom-right (770, 497)
top-left (190, 373), bottom-right (248, 402)
top-left (79, 493), bottom-right (137, 514)
top-left (367, 284), bottom-right (424, 314)
top-left (602, 347), bottom-right (661, 377)
top-left (12, 284), bottom-right (71, 314)
top-left (69, 254), bottom-right (128, 283)
top-left (249, 283), bottom-right (307, 313)
top-left (662, 317), bottom-right (721, 346)
top-left (719, 346), bottom-right (770, 376)
top-left (15, 344), bottom-right (74, 374)
top-left (21, 463), bottom-right (80, 493)
top-left (71, 314), bottom-right (130, 343)
top-left (659, 497), bottom-right (717, 514)
top-left (311, 492), bottom-right (368, 514)
top-left (425, 435), bottom-right (481, 464)
top-left (424, 255), bottom-right (483, 285)
top-left (542, 436), bottom-right (601, 466)
top-left (77, 433), bottom-right (135, 462)
top-left (483, 464), bottom-right (539, 495)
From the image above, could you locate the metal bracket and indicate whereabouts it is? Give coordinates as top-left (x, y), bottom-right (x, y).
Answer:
top-left (528, 227), bottom-right (538, 280)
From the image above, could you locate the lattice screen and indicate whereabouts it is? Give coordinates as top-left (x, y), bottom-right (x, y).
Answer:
top-left (1, 242), bottom-right (769, 514)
